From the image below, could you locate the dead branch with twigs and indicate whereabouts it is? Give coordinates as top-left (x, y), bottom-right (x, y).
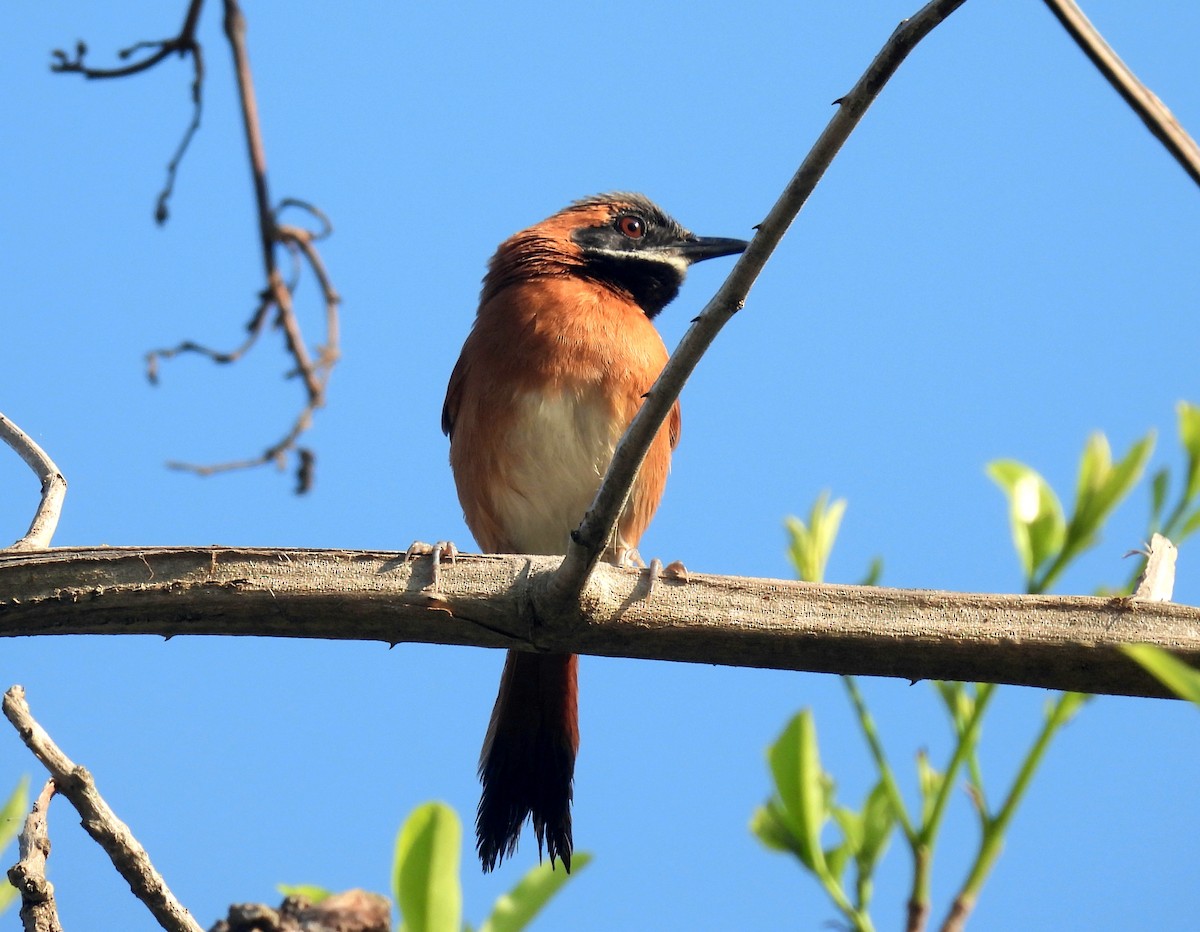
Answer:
top-left (53, 0), bottom-right (341, 494)
top-left (3, 687), bottom-right (204, 932)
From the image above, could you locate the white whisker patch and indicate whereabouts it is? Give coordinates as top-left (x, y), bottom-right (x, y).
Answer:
top-left (588, 247), bottom-right (690, 276)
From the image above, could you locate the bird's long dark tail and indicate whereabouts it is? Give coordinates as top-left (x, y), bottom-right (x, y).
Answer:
top-left (476, 650), bottom-right (578, 872)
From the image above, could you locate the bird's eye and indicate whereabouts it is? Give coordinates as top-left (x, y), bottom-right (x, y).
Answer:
top-left (616, 215), bottom-right (646, 239)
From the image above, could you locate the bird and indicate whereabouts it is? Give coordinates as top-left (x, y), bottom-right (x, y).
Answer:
top-left (441, 192), bottom-right (748, 873)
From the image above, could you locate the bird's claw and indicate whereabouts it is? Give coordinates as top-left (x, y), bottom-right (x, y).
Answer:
top-left (644, 557), bottom-right (689, 595)
top-left (615, 547), bottom-right (645, 569)
top-left (405, 540), bottom-right (458, 592)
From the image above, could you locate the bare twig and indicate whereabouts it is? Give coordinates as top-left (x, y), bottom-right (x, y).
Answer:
top-left (2, 687), bottom-right (203, 932)
top-left (157, 0), bottom-right (339, 493)
top-left (50, 1), bottom-right (204, 80)
top-left (145, 290), bottom-right (271, 381)
top-left (551, 0), bottom-right (970, 599)
top-left (1042, 0), bottom-right (1200, 188)
top-left (166, 405), bottom-right (316, 494)
top-left (7, 780), bottom-right (63, 932)
top-left (1, 546), bottom-right (1197, 699)
top-left (51, 0), bottom-right (207, 222)
top-left (57, 1), bottom-right (340, 493)
top-left (155, 40), bottom-right (205, 226)
top-left (0, 412), bottom-right (67, 551)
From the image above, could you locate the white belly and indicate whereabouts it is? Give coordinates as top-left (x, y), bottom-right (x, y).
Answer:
top-left (492, 390), bottom-right (624, 555)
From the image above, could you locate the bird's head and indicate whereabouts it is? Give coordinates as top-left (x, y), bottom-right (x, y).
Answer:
top-left (483, 193), bottom-right (749, 318)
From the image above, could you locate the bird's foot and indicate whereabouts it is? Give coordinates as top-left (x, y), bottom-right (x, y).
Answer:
top-left (614, 547), bottom-right (687, 593)
top-left (404, 540), bottom-right (458, 591)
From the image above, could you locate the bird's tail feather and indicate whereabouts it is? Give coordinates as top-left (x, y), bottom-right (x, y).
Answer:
top-left (476, 650), bottom-right (578, 872)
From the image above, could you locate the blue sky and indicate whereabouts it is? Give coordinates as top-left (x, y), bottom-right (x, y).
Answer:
top-left (3, 2), bottom-right (1199, 929)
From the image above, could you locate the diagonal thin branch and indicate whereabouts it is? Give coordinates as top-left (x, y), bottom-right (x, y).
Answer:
top-left (1042, 0), bottom-right (1200, 188)
top-left (7, 779), bottom-right (62, 932)
top-left (550, 0), bottom-right (971, 600)
top-left (0, 412), bottom-right (67, 551)
top-left (2, 686), bottom-right (203, 932)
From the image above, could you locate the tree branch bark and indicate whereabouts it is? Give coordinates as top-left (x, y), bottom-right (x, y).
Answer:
top-left (2, 546), bottom-right (1196, 699)
top-left (1042, 0), bottom-right (1200, 187)
top-left (7, 780), bottom-right (63, 932)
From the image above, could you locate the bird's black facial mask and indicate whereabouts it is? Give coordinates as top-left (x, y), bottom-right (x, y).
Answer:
top-left (572, 204), bottom-right (747, 318)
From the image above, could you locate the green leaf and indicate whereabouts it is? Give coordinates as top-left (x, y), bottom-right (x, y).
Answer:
top-left (986, 460), bottom-right (1066, 580)
top-left (858, 780), bottom-right (895, 872)
top-left (915, 751), bottom-right (943, 825)
top-left (1179, 507), bottom-right (1200, 543)
top-left (1044, 691), bottom-right (1091, 725)
top-left (933, 682), bottom-right (974, 736)
top-left (478, 852), bottom-right (592, 932)
top-left (0, 776), bottom-right (29, 852)
top-left (831, 806), bottom-right (863, 858)
top-left (767, 711), bottom-right (829, 873)
top-left (824, 841), bottom-right (852, 885)
top-left (276, 884), bottom-right (333, 904)
top-left (786, 492), bottom-right (847, 584)
top-left (1075, 432), bottom-right (1113, 508)
top-left (1178, 402), bottom-right (1200, 502)
top-left (1122, 644), bottom-right (1200, 707)
top-left (1065, 432), bottom-right (1155, 557)
top-left (0, 776), bottom-right (30, 915)
top-left (393, 802), bottom-right (462, 932)
top-left (750, 799), bottom-right (804, 856)
top-left (1150, 467), bottom-right (1170, 529)
top-left (859, 557), bottom-right (884, 587)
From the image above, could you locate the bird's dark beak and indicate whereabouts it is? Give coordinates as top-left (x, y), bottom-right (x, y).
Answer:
top-left (673, 235), bottom-right (751, 265)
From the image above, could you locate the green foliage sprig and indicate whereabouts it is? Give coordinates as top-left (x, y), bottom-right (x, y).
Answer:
top-left (757, 404), bottom-right (1199, 930)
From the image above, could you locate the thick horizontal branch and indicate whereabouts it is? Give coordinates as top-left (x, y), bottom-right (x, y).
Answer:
top-left (1, 547), bottom-right (1197, 699)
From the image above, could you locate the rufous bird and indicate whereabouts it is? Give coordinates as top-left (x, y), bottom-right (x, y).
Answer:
top-left (441, 192), bottom-right (748, 872)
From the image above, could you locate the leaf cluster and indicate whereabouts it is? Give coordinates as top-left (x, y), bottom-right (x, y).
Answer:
top-left (759, 405), bottom-right (1200, 929)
